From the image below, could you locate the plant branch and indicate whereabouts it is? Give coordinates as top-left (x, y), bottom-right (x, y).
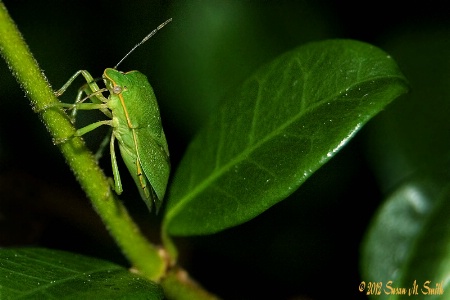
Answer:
top-left (161, 267), bottom-right (221, 300)
top-left (0, 3), bottom-right (223, 298)
top-left (0, 1), bottom-right (165, 281)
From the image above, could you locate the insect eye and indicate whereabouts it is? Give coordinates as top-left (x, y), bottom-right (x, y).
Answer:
top-left (113, 85), bottom-right (122, 94)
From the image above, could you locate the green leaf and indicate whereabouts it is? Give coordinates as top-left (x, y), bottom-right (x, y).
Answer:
top-left (360, 165), bottom-right (450, 300)
top-left (0, 248), bottom-right (164, 299)
top-left (163, 39), bottom-right (409, 236)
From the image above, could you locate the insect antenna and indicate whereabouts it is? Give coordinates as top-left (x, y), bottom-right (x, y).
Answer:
top-left (114, 18), bottom-right (172, 69)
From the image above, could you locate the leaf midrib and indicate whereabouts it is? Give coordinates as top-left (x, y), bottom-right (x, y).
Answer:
top-left (165, 74), bottom-right (406, 228)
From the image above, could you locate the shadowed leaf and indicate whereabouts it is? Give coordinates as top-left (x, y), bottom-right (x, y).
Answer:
top-left (360, 164), bottom-right (450, 300)
top-left (0, 248), bottom-right (164, 299)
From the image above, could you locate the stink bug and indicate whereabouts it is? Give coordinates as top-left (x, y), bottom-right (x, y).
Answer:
top-left (55, 19), bottom-right (172, 212)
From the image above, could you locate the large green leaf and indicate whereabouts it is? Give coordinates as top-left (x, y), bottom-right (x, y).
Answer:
top-left (360, 165), bottom-right (450, 300)
top-left (163, 39), bottom-right (409, 236)
top-left (0, 248), bottom-right (164, 299)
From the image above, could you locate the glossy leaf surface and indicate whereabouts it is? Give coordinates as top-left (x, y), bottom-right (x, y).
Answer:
top-left (163, 39), bottom-right (409, 236)
top-left (0, 248), bottom-right (164, 299)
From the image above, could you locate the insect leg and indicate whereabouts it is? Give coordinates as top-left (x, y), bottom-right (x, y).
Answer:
top-left (55, 70), bottom-right (106, 101)
top-left (109, 133), bottom-right (123, 195)
top-left (70, 86), bottom-right (111, 122)
top-left (58, 102), bottom-right (108, 111)
top-left (54, 70), bottom-right (110, 121)
top-left (74, 120), bottom-right (113, 137)
top-left (54, 120), bottom-right (112, 144)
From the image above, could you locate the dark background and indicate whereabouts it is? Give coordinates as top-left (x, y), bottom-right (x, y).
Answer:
top-left (1, 1), bottom-right (449, 299)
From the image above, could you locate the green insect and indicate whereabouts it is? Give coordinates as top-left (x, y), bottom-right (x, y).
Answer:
top-left (55, 19), bottom-right (172, 212)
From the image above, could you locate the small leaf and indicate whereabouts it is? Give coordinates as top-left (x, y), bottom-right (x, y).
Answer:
top-left (164, 39), bottom-right (409, 236)
top-left (0, 247), bottom-right (164, 299)
top-left (360, 165), bottom-right (450, 300)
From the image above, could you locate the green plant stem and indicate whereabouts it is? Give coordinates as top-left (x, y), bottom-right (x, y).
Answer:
top-left (161, 268), bottom-right (221, 300)
top-left (0, 1), bottom-right (165, 281)
top-left (0, 4), bottom-right (221, 298)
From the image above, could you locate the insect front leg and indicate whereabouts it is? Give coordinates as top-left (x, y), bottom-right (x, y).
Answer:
top-left (52, 70), bottom-right (111, 121)
top-left (55, 70), bottom-right (105, 99)
top-left (69, 85), bottom-right (111, 123)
